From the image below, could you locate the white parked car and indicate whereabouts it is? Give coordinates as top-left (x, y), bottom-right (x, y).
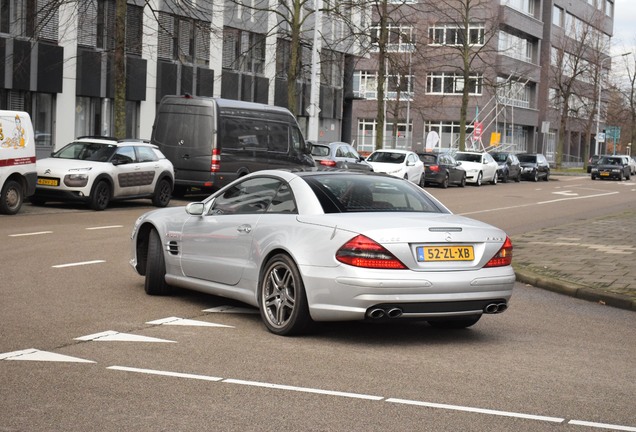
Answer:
top-left (33, 137), bottom-right (174, 210)
top-left (365, 149), bottom-right (424, 184)
top-left (454, 151), bottom-right (499, 186)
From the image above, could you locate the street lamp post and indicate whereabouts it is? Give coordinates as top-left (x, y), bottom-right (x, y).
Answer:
top-left (595, 52), bottom-right (631, 156)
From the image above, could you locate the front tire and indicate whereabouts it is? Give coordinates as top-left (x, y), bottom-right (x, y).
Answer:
top-left (459, 174), bottom-right (466, 187)
top-left (152, 178), bottom-right (172, 207)
top-left (259, 254), bottom-right (312, 336)
top-left (475, 172), bottom-right (483, 186)
top-left (441, 174), bottom-right (449, 189)
top-left (0, 179), bottom-right (23, 215)
top-left (89, 180), bottom-right (110, 211)
top-left (144, 229), bottom-right (172, 295)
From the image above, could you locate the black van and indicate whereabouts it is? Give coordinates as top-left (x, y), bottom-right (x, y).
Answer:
top-left (151, 95), bottom-right (315, 195)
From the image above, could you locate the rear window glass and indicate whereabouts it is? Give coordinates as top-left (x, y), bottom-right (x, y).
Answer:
top-left (303, 174), bottom-right (446, 214)
top-left (153, 104), bottom-right (214, 149)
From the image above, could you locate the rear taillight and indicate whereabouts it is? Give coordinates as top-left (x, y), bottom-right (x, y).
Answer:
top-left (336, 235), bottom-right (406, 269)
top-left (429, 165), bottom-right (440, 172)
top-left (211, 148), bottom-right (220, 172)
top-left (319, 160), bottom-right (337, 167)
top-left (484, 236), bottom-right (513, 267)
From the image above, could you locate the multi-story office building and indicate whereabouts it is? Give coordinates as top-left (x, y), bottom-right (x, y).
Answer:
top-left (350, 0), bottom-right (615, 165)
top-left (0, 0), bottom-right (363, 158)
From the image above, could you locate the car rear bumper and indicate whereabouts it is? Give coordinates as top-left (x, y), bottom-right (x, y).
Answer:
top-left (299, 264), bottom-right (515, 321)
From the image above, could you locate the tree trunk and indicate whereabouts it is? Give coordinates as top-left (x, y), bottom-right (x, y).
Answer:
top-left (114, 0), bottom-right (127, 139)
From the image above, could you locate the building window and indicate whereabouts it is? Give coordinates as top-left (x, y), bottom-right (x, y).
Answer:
top-left (320, 50), bottom-right (344, 88)
top-left (355, 119), bottom-right (413, 154)
top-left (371, 24), bottom-right (415, 52)
top-left (426, 72), bottom-right (483, 95)
top-left (553, 6), bottom-right (563, 27)
top-left (605, 0), bottom-right (613, 17)
top-left (158, 12), bottom-right (211, 65)
top-left (353, 71), bottom-right (414, 100)
top-left (498, 31), bottom-right (534, 63)
top-left (33, 92), bottom-right (55, 151)
top-left (500, 0), bottom-right (534, 16)
top-left (496, 77), bottom-right (532, 108)
top-left (223, 27), bottom-right (265, 74)
top-left (429, 24), bottom-right (485, 46)
top-left (424, 121), bottom-right (473, 150)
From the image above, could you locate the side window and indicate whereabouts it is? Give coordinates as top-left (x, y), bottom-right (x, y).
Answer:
top-left (136, 146), bottom-right (158, 162)
top-left (209, 177), bottom-right (281, 215)
top-left (268, 122), bottom-right (289, 153)
top-left (222, 118), bottom-right (268, 152)
top-left (291, 126), bottom-right (304, 152)
top-left (336, 146), bottom-right (346, 157)
top-left (348, 145), bottom-right (361, 159)
top-left (114, 146), bottom-right (136, 164)
top-left (267, 183), bottom-right (297, 213)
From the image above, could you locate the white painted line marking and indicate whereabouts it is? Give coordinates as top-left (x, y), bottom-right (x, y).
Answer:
top-left (568, 420), bottom-right (636, 431)
top-left (9, 231), bottom-right (53, 237)
top-left (386, 398), bottom-right (564, 423)
top-left (203, 306), bottom-right (259, 314)
top-left (460, 192), bottom-right (620, 216)
top-left (74, 330), bottom-right (175, 343)
top-left (0, 348), bottom-right (94, 363)
top-left (222, 379), bottom-right (384, 401)
top-left (105, 365), bottom-right (636, 430)
top-left (52, 260), bottom-right (106, 268)
top-left (108, 366), bottom-right (223, 382)
top-left (85, 225), bottom-right (123, 230)
top-left (146, 317), bottom-right (234, 328)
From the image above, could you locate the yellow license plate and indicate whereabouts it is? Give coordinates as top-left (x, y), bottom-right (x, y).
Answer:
top-left (417, 245), bottom-right (474, 262)
top-left (37, 177), bottom-right (59, 186)
top-left (600, 172), bottom-right (609, 176)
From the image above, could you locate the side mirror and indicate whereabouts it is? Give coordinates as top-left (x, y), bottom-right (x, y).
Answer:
top-left (186, 202), bottom-right (205, 216)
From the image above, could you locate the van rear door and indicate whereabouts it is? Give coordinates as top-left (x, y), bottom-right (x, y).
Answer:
top-left (152, 100), bottom-right (214, 184)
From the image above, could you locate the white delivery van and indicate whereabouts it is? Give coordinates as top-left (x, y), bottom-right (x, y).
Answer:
top-left (0, 110), bottom-right (37, 215)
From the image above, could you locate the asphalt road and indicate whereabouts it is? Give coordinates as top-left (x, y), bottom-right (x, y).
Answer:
top-left (1, 177), bottom-right (635, 432)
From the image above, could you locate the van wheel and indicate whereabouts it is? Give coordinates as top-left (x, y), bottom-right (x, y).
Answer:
top-left (152, 178), bottom-right (172, 207)
top-left (0, 179), bottom-right (23, 215)
top-left (89, 181), bottom-right (110, 211)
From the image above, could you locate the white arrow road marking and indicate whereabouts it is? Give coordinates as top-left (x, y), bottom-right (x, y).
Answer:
top-left (0, 348), bottom-right (94, 363)
top-left (203, 306), bottom-right (259, 314)
top-left (8, 231), bottom-right (53, 237)
top-left (52, 260), bottom-right (106, 268)
top-left (146, 317), bottom-right (234, 328)
top-left (85, 225), bottom-right (123, 230)
top-left (74, 330), bottom-right (175, 343)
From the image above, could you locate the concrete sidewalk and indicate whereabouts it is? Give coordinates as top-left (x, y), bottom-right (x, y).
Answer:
top-left (512, 210), bottom-right (636, 312)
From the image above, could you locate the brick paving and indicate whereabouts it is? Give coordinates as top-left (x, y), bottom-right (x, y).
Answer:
top-left (512, 210), bottom-right (636, 311)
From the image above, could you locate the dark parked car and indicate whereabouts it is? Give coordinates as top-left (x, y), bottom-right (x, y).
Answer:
top-left (417, 152), bottom-right (466, 188)
top-left (491, 152), bottom-right (521, 183)
top-left (517, 153), bottom-right (550, 182)
top-left (310, 142), bottom-right (373, 172)
top-left (590, 155), bottom-right (632, 181)
top-left (587, 155), bottom-right (601, 173)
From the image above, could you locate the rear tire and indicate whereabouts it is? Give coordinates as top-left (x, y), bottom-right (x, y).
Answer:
top-left (259, 254), bottom-right (312, 336)
top-left (152, 178), bottom-right (172, 207)
top-left (475, 172), bottom-right (482, 186)
top-left (459, 174), bottom-right (466, 187)
top-left (428, 315), bottom-right (481, 329)
top-left (89, 180), bottom-right (110, 211)
top-left (441, 174), bottom-right (449, 189)
top-left (0, 179), bottom-right (23, 215)
top-left (144, 229), bottom-right (172, 295)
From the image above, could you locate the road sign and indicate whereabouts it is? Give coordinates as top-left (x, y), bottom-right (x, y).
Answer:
top-left (605, 126), bottom-right (621, 141)
top-left (596, 132), bottom-right (606, 143)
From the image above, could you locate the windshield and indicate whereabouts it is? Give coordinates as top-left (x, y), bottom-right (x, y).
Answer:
top-left (598, 157), bottom-right (622, 165)
top-left (492, 153), bottom-right (509, 163)
top-left (455, 153), bottom-right (481, 163)
top-left (304, 174), bottom-right (447, 214)
top-left (366, 152), bottom-right (406, 164)
top-left (517, 154), bottom-right (537, 163)
top-left (53, 142), bottom-right (117, 162)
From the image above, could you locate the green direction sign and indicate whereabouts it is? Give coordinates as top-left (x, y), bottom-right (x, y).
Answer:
top-left (605, 126), bottom-right (621, 141)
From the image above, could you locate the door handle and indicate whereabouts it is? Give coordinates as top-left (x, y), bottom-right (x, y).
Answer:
top-left (237, 224), bottom-right (252, 233)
